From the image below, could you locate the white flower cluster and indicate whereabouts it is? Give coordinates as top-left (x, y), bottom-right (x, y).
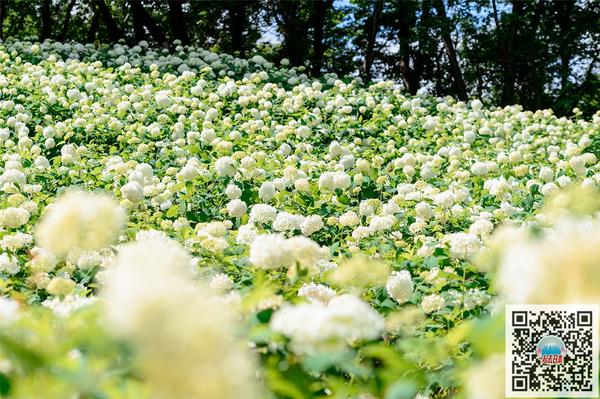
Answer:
top-left (270, 294), bottom-right (384, 353)
top-left (421, 294), bottom-right (446, 313)
top-left (249, 234), bottom-right (325, 270)
top-left (298, 282), bottom-right (337, 304)
top-left (386, 270), bottom-right (414, 304)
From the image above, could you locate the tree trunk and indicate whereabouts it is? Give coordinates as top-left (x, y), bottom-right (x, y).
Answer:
top-left (397, 3), bottom-right (417, 94)
top-left (433, 50), bottom-right (444, 95)
top-left (362, 0), bottom-right (383, 81)
top-left (557, 1), bottom-right (574, 91)
top-left (130, 1), bottom-right (145, 42)
top-left (500, 0), bottom-right (523, 106)
top-left (433, 0), bottom-right (467, 100)
top-left (397, 1), bottom-right (428, 95)
top-left (168, 0), bottom-right (189, 45)
top-left (528, 0), bottom-right (546, 109)
top-left (87, 11), bottom-right (100, 42)
top-left (41, 0), bottom-right (51, 39)
top-left (225, 1), bottom-right (246, 56)
top-left (311, 0), bottom-right (333, 77)
top-left (59, 0), bottom-right (77, 41)
top-left (128, 0), bottom-right (166, 46)
top-left (413, 1), bottom-right (430, 91)
top-left (94, 0), bottom-right (124, 42)
top-left (0, 0), bottom-right (6, 41)
top-left (275, 0), bottom-right (304, 66)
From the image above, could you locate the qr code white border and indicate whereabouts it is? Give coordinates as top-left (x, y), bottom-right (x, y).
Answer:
top-left (506, 304), bottom-right (599, 398)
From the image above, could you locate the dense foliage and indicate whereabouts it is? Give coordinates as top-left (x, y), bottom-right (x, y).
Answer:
top-left (0, 40), bottom-right (599, 398)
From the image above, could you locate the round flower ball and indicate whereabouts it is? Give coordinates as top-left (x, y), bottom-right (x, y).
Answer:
top-left (35, 190), bottom-right (126, 258)
top-left (227, 199), bottom-right (247, 218)
top-left (0, 207), bottom-right (30, 229)
top-left (421, 294), bottom-right (446, 313)
top-left (249, 234), bottom-right (293, 269)
top-left (386, 270), bottom-right (414, 304)
top-left (121, 181), bottom-right (144, 203)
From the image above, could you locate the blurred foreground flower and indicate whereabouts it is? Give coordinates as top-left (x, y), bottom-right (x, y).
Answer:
top-left (35, 190), bottom-right (126, 258)
top-left (463, 355), bottom-right (504, 399)
top-left (103, 235), bottom-right (260, 399)
top-left (485, 189), bottom-right (600, 304)
top-left (327, 256), bottom-right (390, 292)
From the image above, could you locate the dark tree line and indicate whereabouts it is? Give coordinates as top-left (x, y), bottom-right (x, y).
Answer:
top-left (0, 0), bottom-right (598, 115)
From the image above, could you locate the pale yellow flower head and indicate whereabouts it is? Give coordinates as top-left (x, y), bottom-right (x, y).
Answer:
top-left (328, 256), bottom-right (390, 290)
top-left (463, 355), bottom-right (505, 399)
top-left (543, 185), bottom-right (600, 221)
top-left (35, 190), bottom-right (126, 258)
top-left (103, 235), bottom-right (261, 399)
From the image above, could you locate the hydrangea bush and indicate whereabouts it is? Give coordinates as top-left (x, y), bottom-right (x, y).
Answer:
top-left (0, 40), bottom-right (599, 398)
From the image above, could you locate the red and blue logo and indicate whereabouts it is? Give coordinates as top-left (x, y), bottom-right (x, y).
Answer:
top-left (536, 335), bottom-right (567, 365)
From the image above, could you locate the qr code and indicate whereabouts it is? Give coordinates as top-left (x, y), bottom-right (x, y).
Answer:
top-left (506, 305), bottom-right (599, 398)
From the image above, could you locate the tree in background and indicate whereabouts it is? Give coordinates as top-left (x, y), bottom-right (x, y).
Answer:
top-left (269, 0), bottom-right (312, 67)
top-left (0, 0), bottom-right (597, 115)
top-left (168, 0), bottom-right (189, 45)
top-left (356, 0), bottom-right (383, 82)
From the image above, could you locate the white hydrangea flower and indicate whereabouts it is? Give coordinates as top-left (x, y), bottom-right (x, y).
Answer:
top-left (249, 234), bottom-right (293, 269)
top-left (209, 273), bottom-right (234, 293)
top-left (286, 236), bottom-right (323, 270)
top-left (2, 232), bottom-right (33, 251)
top-left (121, 181), bottom-right (144, 203)
top-left (0, 169), bottom-right (26, 186)
top-left (415, 201), bottom-right (433, 219)
top-left (236, 223), bottom-right (257, 245)
top-left (0, 207), bottom-right (30, 228)
top-left (103, 235), bottom-right (260, 398)
top-left (298, 283), bottom-right (336, 304)
top-left (215, 156), bottom-right (236, 177)
top-left (300, 215), bottom-right (324, 236)
top-left (446, 233), bottom-right (482, 260)
top-left (42, 295), bottom-right (96, 317)
top-left (469, 219), bottom-right (494, 237)
top-left (386, 270), bottom-right (413, 304)
top-left (258, 181), bottom-right (276, 201)
top-left (339, 211), bottom-right (360, 227)
top-left (225, 184), bottom-right (242, 200)
top-left (369, 215), bottom-right (395, 232)
top-left (0, 253), bottom-right (20, 275)
top-left (249, 204), bottom-right (277, 225)
top-left (0, 297), bottom-right (19, 323)
top-left (270, 294), bottom-right (384, 354)
top-left (226, 199), bottom-right (247, 218)
top-left (272, 211), bottom-right (303, 232)
top-left (421, 294), bottom-right (445, 313)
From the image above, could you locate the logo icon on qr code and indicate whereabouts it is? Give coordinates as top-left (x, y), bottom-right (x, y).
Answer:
top-left (506, 304), bottom-right (599, 397)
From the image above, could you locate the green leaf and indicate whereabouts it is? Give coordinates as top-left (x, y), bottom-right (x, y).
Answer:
top-left (265, 364), bottom-right (313, 399)
top-left (303, 351), bottom-right (353, 373)
top-left (385, 381), bottom-right (418, 399)
top-left (165, 205), bottom-right (179, 218)
top-left (0, 373), bottom-right (10, 395)
top-left (303, 351), bottom-right (371, 380)
top-left (424, 256), bottom-right (439, 269)
top-left (0, 333), bottom-right (44, 370)
top-left (256, 308), bottom-right (273, 323)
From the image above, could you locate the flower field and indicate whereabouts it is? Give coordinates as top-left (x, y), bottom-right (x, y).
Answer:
top-left (0, 40), bottom-right (599, 398)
